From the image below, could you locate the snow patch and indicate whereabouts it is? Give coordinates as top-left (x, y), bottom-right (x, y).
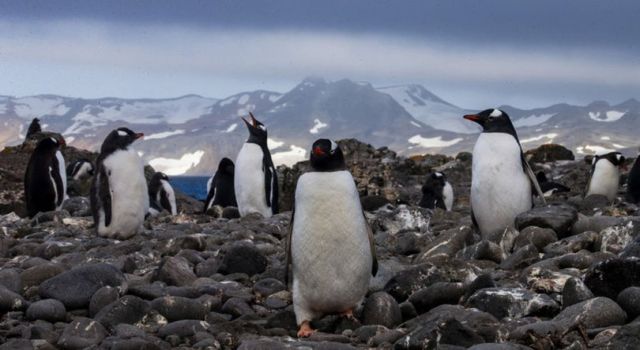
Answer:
top-left (268, 94), bottom-right (282, 103)
top-left (520, 133), bottom-right (558, 144)
top-left (309, 119), bottom-right (328, 134)
top-left (601, 136), bottom-right (611, 140)
top-left (14, 97), bottom-right (70, 119)
top-left (576, 145), bottom-right (616, 155)
top-left (410, 121), bottom-right (422, 128)
top-left (237, 94), bottom-right (250, 105)
top-left (513, 113), bottom-right (556, 127)
top-left (271, 145), bottom-right (307, 166)
top-left (149, 150), bottom-right (205, 176)
top-left (408, 135), bottom-right (463, 148)
top-left (219, 97), bottom-right (237, 106)
top-left (145, 130), bottom-right (185, 140)
top-left (225, 123), bottom-right (238, 133)
top-left (589, 110), bottom-right (626, 122)
top-left (267, 138), bottom-right (284, 150)
top-left (66, 136), bottom-right (75, 144)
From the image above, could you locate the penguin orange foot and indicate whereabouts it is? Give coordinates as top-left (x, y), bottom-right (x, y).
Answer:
top-left (297, 321), bottom-right (315, 338)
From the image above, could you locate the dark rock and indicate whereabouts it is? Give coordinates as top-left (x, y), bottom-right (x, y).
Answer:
top-left (408, 282), bottom-right (465, 314)
top-left (466, 287), bottom-right (560, 319)
top-left (457, 240), bottom-right (505, 263)
top-left (221, 297), bottom-right (255, 318)
top-left (0, 268), bottom-right (22, 293)
top-left (89, 286), bottom-right (119, 317)
top-left (21, 263), bottom-right (65, 290)
top-left (580, 194), bottom-right (611, 212)
top-left (95, 295), bottom-right (150, 330)
top-left (0, 339), bottom-right (34, 350)
top-left (525, 144), bottom-right (575, 163)
top-left (362, 292), bottom-right (402, 328)
top-left (265, 309), bottom-right (297, 330)
top-left (515, 203), bottom-right (578, 238)
top-left (222, 207), bottom-right (241, 219)
top-left (383, 263), bottom-right (446, 302)
top-left (26, 299), bottom-right (66, 322)
top-left (153, 256), bottom-right (197, 287)
top-left (195, 258), bottom-right (220, 277)
top-left (151, 296), bottom-right (208, 321)
top-left (499, 244), bottom-right (539, 270)
top-left (562, 277), bottom-right (594, 308)
top-left (463, 274), bottom-right (496, 302)
top-left (0, 284), bottom-right (27, 312)
top-left (253, 278), bottom-right (286, 297)
top-left (395, 231), bottom-right (421, 255)
top-left (61, 197), bottom-right (91, 217)
top-left (57, 317), bottom-right (108, 350)
top-left (468, 344), bottom-right (531, 350)
top-left (157, 319), bottom-right (210, 338)
top-left (617, 287), bottom-right (640, 319)
top-left (361, 195), bottom-right (390, 211)
top-left (219, 242), bottom-right (268, 276)
top-left (415, 226), bottom-right (474, 261)
top-left (600, 321), bottom-right (640, 349)
top-left (584, 258), bottom-right (640, 299)
top-left (553, 297), bottom-right (626, 329)
top-left (39, 263), bottom-right (125, 309)
top-left (513, 226), bottom-right (558, 251)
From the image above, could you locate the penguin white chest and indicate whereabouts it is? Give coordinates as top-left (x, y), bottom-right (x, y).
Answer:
top-left (442, 181), bottom-right (454, 211)
top-left (587, 160), bottom-right (620, 201)
top-left (235, 143), bottom-right (270, 217)
top-left (291, 171), bottom-right (372, 323)
top-left (99, 148), bottom-right (149, 238)
top-left (55, 151), bottom-right (68, 203)
top-left (471, 133), bottom-right (531, 240)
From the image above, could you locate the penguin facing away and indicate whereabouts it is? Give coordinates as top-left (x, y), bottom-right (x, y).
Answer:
top-left (234, 112), bottom-right (278, 217)
top-left (535, 171), bottom-right (571, 197)
top-left (286, 139), bottom-right (377, 338)
top-left (419, 172), bottom-right (454, 211)
top-left (24, 137), bottom-right (66, 217)
top-left (91, 127), bottom-right (148, 239)
top-left (148, 172), bottom-right (177, 216)
top-left (464, 109), bottom-right (545, 241)
top-left (67, 159), bottom-right (95, 181)
top-left (25, 118), bottom-right (42, 140)
top-left (586, 151), bottom-right (625, 202)
top-left (204, 157), bottom-right (237, 212)
top-left (627, 155), bottom-right (640, 203)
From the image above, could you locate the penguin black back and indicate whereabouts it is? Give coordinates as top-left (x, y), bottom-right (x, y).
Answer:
top-left (419, 172), bottom-right (447, 210)
top-left (204, 158), bottom-right (238, 211)
top-left (149, 172), bottom-right (169, 211)
top-left (309, 139), bottom-right (346, 172)
top-left (24, 137), bottom-right (65, 217)
top-left (627, 156), bottom-right (640, 203)
top-left (25, 118), bottom-right (42, 139)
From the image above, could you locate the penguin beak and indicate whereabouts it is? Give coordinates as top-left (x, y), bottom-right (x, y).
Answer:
top-left (313, 146), bottom-right (325, 157)
top-left (135, 133), bottom-right (144, 140)
top-left (58, 138), bottom-right (66, 147)
top-left (463, 114), bottom-right (483, 123)
top-left (249, 112), bottom-right (259, 127)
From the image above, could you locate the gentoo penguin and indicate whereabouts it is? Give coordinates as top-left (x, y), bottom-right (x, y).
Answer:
top-left (464, 109), bottom-right (545, 240)
top-left (286, 139), bottom-right (377, 337)
top-left (91, 127), bottom-right (148, 239)
top-left (419, 172), bottom-right (454, 211)
top-left (626, 155), bottom-right (640, 203)
top-left (234, 112), bottom-right (278, 217)
top-left (55, 146), bottom-right (68, 200)
top-left (535, 171), bottom-right (570, 197)
top-left (67, 159), bottom-right (95, 181)
top-left (586, 151), bottom-right (625, 202)
top-left (24, 137), bottom-right (66, 217)
top-left (148, 172), bottom-right (177, 216)
top-left (25, 118), bottom-right (41, 139)
top-left (203, 158), bottom-right (237, 212)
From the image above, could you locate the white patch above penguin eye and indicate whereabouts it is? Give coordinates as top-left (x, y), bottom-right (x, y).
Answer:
top-left (258, 125), bottom-right (266, 131)
top-left (490, 109), bottom-right (502, 117)
top-left (330, 140), bottom-right (338, 152)
top-left (50, 137), bottom-right (57, 143)
top-left (616, 154), bottom-right (622, 161)
top-left (117, 130), bottom-right (127, 137)
top-left (435, 172), bottom-right (443, 178)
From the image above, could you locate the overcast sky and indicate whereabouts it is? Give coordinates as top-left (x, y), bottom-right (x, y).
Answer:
top-left (0, 0), bottom-right (638, 109)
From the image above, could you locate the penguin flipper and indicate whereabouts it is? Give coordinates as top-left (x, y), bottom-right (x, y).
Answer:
top-left (470, 208), bottom-right (479, 229)
top-left (521, 154), bottom-right (546, 205)
top-left (203, 175), bottom-right (217, 213)
top-left (263, 157), bottom-right (279, 214)
top-left (285, 205), bottom-right (294, 288)
top-left (99, 166), bottom-right (112, 227)
top-left (364, 211), bottom-right (378, 276)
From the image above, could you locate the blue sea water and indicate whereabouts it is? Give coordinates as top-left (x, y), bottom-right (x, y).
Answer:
top-left (170, 176), bottom-right (209, 201)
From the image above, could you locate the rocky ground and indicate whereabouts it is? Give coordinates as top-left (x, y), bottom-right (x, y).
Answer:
top-left (1, 138), bottom-right (640, 349)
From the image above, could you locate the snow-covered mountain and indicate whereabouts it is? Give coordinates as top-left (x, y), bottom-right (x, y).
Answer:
top-left (1, 78), bottom-right (638, 175)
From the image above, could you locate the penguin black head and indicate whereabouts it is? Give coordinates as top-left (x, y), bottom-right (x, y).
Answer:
top-left (594, 152), bottom-right (626, 168)
top-left (217, 158), bottom-right (235, 175)
top-left (536, 171), bottom-right (548, 183)
top-left (310, 139), bottom-right (345, 171)
top-left (35, 137), bottom-right (64, 153)
top-left (464, 109), bottom-right (518, 138)
top-left (101, 127), bottom-right (144, 154)
top-left (242, 112), bottom-right (267, 143)
top-left (152, 172), bottom-right (170, 182)
top-left (424, 172), bottom-right (447, 191)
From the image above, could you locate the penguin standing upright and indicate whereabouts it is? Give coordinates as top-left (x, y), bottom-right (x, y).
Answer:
top-left (67, 159), bottom-right (95, 180)
top-left (286, 139), bottom-right (377, 337)
top-left (464, 109), bottom-right (544, 241)
top-left (24, 137), bottom-right (66, 217)
top-left (91, 127), bottom-right (148, 239)
top-left (55, 146), bottom-right (68, 200)
top-left (234, 112), bottom-right (278, 217)
top-left (148, 172), bottom-right (177, 216)
top-left (25, 118), bottom-right (42, 139)
top-left (586, 151), bottom-right (625, 202)
top-left (626, 154), bottom-right (640, 203)
top-left (204, 157), bottom-right (237, 212)
top-left (419, 172), bottom-right (454, 211)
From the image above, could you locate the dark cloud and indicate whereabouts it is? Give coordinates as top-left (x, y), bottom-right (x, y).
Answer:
top-left (2, 0), bottom-right (639, 53)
